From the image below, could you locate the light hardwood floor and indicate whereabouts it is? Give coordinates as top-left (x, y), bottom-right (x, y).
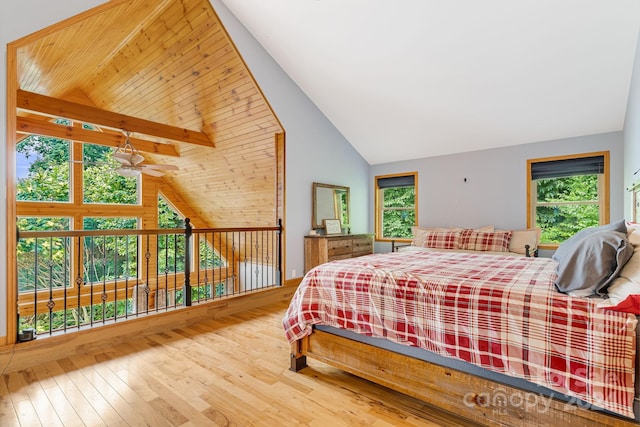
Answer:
top-left (0, 300), bottom-right (477, 426)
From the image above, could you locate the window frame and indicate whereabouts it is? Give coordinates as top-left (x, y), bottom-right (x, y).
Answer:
top-left (526, 151), bottom-right (610, 250)
top-left (16, 135), bottom-right (147, 293)
top-left (16, 136), bottom-right (72, 203)
top-left (82, 142), bottom-right (140, 205)
top-left (374, 172), bottom-right (418, 242)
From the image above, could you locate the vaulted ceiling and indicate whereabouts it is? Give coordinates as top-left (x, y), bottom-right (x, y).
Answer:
top-left (219, 0), bottom-right (640, 164)
top-left (13, 0), bottom-right (283, 226)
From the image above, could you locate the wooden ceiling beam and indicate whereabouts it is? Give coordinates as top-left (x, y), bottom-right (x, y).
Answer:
top-left (16, 116), bottom-right (180, 157)
top-left (16, 89), bottom-right (214, 148)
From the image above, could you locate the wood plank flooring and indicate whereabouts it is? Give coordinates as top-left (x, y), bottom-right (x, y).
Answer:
top-left (0, 300), bottom-right (477, 426)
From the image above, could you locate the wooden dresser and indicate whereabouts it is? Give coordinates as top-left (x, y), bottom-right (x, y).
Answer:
top-left (304, 234), bottom-right (374, 272)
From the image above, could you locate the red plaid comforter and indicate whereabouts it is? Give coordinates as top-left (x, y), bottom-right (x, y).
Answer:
top-left (283, 251), bottom-right (638, 418)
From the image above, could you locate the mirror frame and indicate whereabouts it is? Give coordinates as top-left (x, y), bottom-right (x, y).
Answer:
top-left (312, 182), bottom-right (350, 230)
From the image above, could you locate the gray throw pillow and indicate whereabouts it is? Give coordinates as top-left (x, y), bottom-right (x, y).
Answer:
top-left (552, 219), bottom-right (627, 263)
top-left (554, 230), bottom-right (634, 296)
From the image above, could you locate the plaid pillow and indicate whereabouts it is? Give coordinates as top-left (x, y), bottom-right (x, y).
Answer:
top-left (421, 230), bottom-right (459, 249)
top-left (411, 226), bottom-right (449, 246)
top-left (459, 229), bottom-right (512, 252)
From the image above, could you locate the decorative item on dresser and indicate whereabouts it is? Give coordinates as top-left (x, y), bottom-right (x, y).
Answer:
top-left (304, 234), bottom-right (374, 273)
top-left (323, 219), bottom-right (342, 235)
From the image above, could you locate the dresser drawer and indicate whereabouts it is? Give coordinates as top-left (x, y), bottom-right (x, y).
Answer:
top-left (327, 239), bottom-right (352, 256)
top-left (352, 237), bottom-right (373, 253)
top-left (328, 253), bottom-right (352, 262)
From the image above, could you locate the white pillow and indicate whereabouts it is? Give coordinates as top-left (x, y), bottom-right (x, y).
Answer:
top-left (620, 248), bottom-right (640, 282)
top-left (598, 250), bottom-right (640, 307)
top-left (598, 227), bottom-right (640, 311)
top-left (627, 226), bottom-right (640, 248)
top-left (508, 228), bottom-right (541, 256)
top-left (599, 276), bottom-right (640, 307)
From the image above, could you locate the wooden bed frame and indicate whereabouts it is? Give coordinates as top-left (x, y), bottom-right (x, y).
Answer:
top-left (290, 329), bottom-right (640, 427)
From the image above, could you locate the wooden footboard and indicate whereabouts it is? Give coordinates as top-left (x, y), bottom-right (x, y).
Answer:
top-left (291, 330), bottom-right (639, 427)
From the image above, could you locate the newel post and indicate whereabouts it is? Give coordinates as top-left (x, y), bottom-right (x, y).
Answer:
top-left (184, 218), bottom-right (192, 306)
top-left (277, 218), bottom-right (283, 286)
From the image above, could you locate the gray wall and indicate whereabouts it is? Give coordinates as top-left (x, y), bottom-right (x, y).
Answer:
top-left (624, 27), bottom-right (640, 218)
top-left (370, 132), bottom-right (626, 254)
top-left (211, 0), bottom-right (371, 279)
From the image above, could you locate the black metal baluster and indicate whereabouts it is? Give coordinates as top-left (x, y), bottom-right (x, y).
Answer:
top-left (260, 230), bottom-right (265, 289)
top-left (63, 237), bottom-right (68, 332)
top-left (201, 232), bottom-right (207, 302)
top-left (252, 230), bottom-right (257, 291)
top-left (47, 236), bottom-right (55, 335)
top-left (184, 218), bottom-right (192, 306)
top-left (231, 232), bottom-right (236, 296)
top-left (215, 230), bottom-right (221, 299)
top-left (76, 237), bottom-right (82, 330)
top-left (144, 235), bottom-right (151, 314)
top-left (33, 238), bottom-right (39, 333)
top-left (124, 235), bottom-right (130, 319)
top-left (170, 232), bottom-right (177, 310)
top-left (244, 232), bottom-right (249, 293)
top-left (101, 235), bottom-right (107, 324)
top-left (89, 236), bottom-right (95, 327)
top-left (114, 236), bottom-right (119, 322)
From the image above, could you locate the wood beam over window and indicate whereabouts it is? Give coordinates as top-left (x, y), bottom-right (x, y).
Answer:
top-left (16, 89), bottom-right (214, 148)
top-left (16, 115), bottom-right (180, 157)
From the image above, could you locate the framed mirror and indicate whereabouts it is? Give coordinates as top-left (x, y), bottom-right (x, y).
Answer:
top-left (312, 182), bottom-right (350, 230)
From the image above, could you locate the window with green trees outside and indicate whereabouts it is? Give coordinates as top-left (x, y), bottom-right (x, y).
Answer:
top-left (375, 172), bottom-right (417, 240)
top-left (527, 152), bottom-right (609, 247)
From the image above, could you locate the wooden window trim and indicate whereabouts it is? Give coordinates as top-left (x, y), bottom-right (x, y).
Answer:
top-left (526, 151), bottom-right (610, 250)
top-left (374, 172), bottom-right (418, 242)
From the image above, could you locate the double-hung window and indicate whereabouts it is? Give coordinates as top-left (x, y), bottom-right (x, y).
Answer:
top-left (527, 151), bottom-right (609, 248)
top-left (375, 172), bottom-right (417, 241)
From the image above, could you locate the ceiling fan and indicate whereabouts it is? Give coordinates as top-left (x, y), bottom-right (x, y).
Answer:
top-left (111, 135), bottom-right (178, 177)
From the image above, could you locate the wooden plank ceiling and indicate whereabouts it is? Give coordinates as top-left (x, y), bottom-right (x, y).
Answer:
top-left (15, 0), bottom-right (283, 227)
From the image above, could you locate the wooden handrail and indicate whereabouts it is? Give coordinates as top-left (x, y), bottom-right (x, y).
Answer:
top-left (18, 225), bottom-right (281, 239)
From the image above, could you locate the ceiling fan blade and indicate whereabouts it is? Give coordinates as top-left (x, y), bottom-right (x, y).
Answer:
top-left (140, 168), bottom-right (165, 177)
top-left (113, 152), bottom-right (134, 165)
top-left (142, 164), bottom-right (179, 170)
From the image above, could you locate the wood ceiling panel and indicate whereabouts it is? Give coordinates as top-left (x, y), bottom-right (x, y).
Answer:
top-left (106, 44), bottom-right (242, 126)
top-left (151, 150), bottom-right (275, 181)
top-left (162, 141), bottom-right (272, 163)
top-left (173, 82), bottom-right (268, 132)
top-left (161, 155), bottom-right (275, 178)
top-left (213, 129), bottom-right (279, 149)
top-left (210, 111), bottom-right (278, 136)
top-left (18, 0), bottom-right (171, 97)
top-left (15, 0), bottom-right (284, 228)
top-left (86, 1), bottom-right (217, 109)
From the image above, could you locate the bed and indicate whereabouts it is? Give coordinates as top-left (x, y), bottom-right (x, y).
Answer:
top-left (284, 223), bottom-right (640, 426)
